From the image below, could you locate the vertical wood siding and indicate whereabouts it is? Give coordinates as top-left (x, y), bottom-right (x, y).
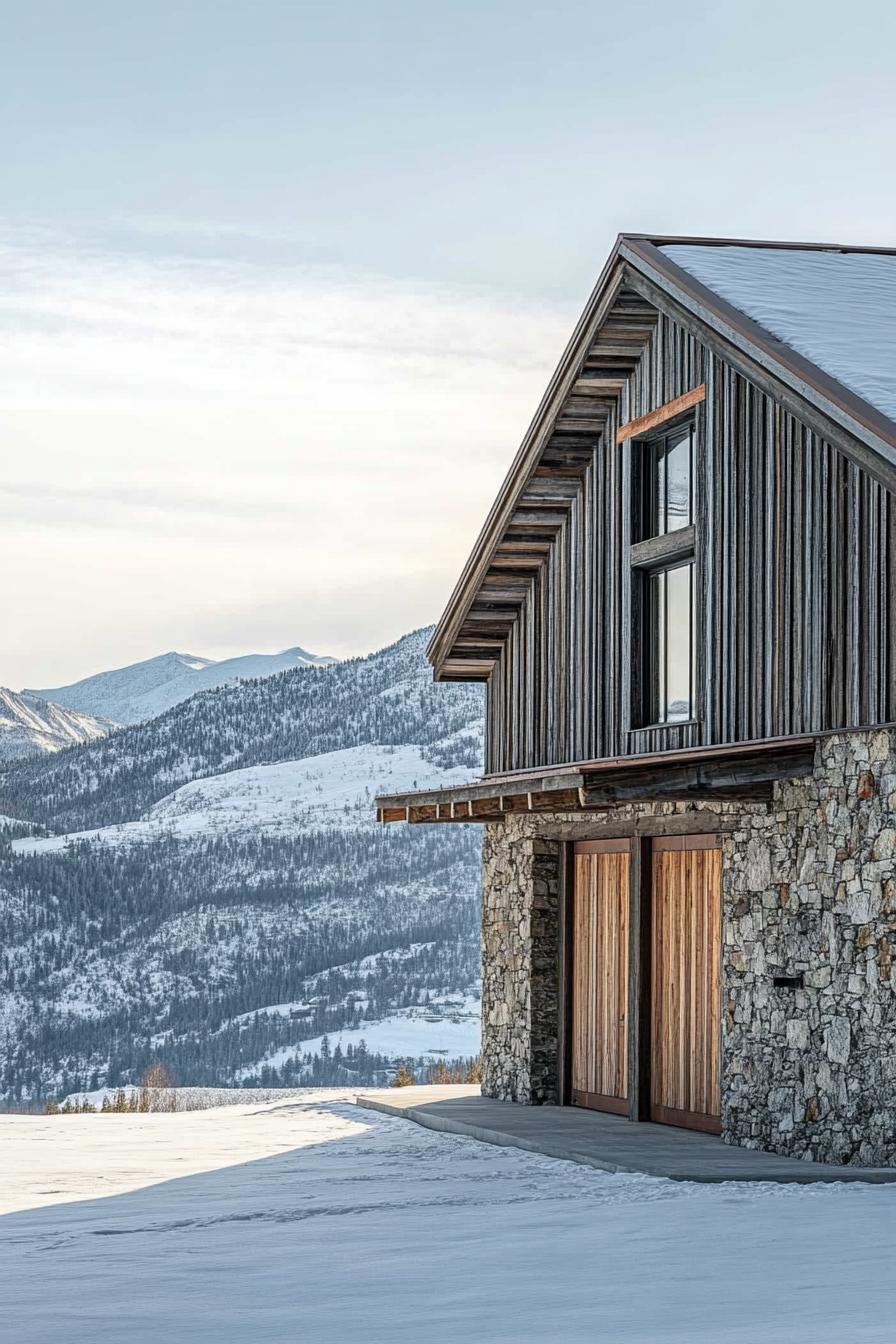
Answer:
top-left (485, 312), bottom-right (896, 774)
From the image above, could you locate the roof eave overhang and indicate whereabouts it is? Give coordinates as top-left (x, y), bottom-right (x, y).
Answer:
top-left (428, 233), bottom-right (896, 680)
top-left (426, 234), bottom-right (631, 678)
top-left (377, 735), bottom-right (818, 823)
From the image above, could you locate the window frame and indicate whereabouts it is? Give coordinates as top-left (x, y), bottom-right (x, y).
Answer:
top-left (630, 415), bottom-right (698, 731)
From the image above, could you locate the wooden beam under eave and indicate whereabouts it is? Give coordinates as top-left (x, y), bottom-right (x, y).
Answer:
top-left (378, 807), bottom-right (407, 823)
top-left (480, 570), bottom-right (534, 586)
top-left (529, 787), bottom-right (581, 812)
top-left (487, 556), bottom-right (545, 572)
top-left (451, 636), bottom-right (505, 651)
top-left (470, 798), bottom-right (504, 819)
top-left (476, 595), bottom-right (529, 612)
top-left (507, 508), bottom-right (568, 528)
top-left (466, 603), bottom-right (520, 620)
top-left (436, 660), bottom-right (495, 681)
top-left (560, 393), bottom-right (613, 413)
top-left (457, 624), bottom-right (514, 644)
top-left (573, 377), bottom-right (626, 394)
top-left (499, 793), bottom-right (531, 813)
top-left (493, 539), bottom-right (553, 554)
top-left (519, 486), bottom-right (577, 507)
top-left (580, 751), bottom-right (813, 805)
top-left (445, 651), bottom-right (501, 669)
top-left (584, 779), bottom-right (775, 805)
top-left (587, 343), bottom-right (644, 359)
top-left (550, 420), bottom-right (607, 436)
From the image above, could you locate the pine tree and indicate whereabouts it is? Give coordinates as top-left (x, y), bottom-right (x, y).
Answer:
top-left (390, 1062), bottom-right (417, 1088)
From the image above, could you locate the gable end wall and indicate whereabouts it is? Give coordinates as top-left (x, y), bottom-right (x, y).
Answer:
top-left (485, 312), bottom-right (896, 774)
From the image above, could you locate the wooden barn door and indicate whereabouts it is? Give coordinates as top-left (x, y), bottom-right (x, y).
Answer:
top-left (570, 840), bottom-right (630, 1114)
top-left (650, 835), bottom-right (721, 1133)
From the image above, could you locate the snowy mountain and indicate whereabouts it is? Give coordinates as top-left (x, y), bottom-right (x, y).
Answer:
top-left (28, 644), bottom-right (335, 724)
top-left (0, 688), bottom-right (117, 762)
top-left (0, 629), bottom-right (484, 1102)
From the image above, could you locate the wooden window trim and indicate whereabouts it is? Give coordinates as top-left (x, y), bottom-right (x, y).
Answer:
top-left (631, 524), bottom-right (696, 572)
top-left (617, 384), bottom-right (706, 444)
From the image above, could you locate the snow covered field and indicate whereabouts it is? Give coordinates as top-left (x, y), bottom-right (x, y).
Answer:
top-left (2, 1092), bottom-right (894, 1342)
top-left (12, 743), bottom-right (476, 852)
top-left (235, 995), bottom-right (481, 1079)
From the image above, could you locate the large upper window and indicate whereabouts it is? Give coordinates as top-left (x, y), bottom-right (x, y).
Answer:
top-left (632, 420), bottom-right (696, 727)
top-left (643, 424), bottom-right (693, 537)
top-left (647, 561), bottom-right (694, 723)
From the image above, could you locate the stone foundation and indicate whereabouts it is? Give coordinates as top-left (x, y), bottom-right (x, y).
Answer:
top-left (479, 728), bottom-right (896, 1165)
top-left (723, 729), bottom-right (896, 1165)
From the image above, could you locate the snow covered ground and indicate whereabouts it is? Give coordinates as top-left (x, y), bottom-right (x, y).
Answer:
top-left (2, 1092), bottom-right (894, 1342)
top-left (235, 996), bottom-right (481, 1079)
top-left (12, 743), bottom-right (474, 853)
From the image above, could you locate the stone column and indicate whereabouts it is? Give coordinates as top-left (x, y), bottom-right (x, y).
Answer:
top-left (481, 820), bottom-right (562, 1104)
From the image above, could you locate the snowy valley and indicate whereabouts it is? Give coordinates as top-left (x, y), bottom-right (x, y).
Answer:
top-left (0, 629), bottom-right (483, 1103)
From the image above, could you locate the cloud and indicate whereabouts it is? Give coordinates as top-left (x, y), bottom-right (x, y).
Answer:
top-left (0, 224), bottom-right (569, 405)
top-left (0, 223), bottom-right (574, 687)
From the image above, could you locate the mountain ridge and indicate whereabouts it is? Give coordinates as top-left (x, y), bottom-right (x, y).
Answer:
top-left (2, 629), bottom-right (477, 833)
top-left (28, 643), bottom-right (335, 725)
top-left (0, 688), bottom-right (118, 763)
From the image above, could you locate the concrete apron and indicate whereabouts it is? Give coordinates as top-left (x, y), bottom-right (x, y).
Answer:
top-left (355, 1086), bottom-right (896, 1184)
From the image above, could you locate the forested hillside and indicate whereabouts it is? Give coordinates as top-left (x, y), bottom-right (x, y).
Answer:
top-left (1, 631), bottom-right (481, 832)
top-left (0, 630), bottom-right (484, 1102)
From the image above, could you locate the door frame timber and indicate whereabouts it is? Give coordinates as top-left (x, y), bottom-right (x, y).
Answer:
top-left (559, 826), bottom-right (723, 1128)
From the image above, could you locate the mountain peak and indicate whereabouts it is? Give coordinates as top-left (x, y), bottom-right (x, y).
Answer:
top-left (26, 642), bottom-right (337, 725)
top-left (0, 686), bottom-right (116, 762)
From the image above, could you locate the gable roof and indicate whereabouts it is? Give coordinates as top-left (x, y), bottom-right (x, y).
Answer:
top-left (428, 233), bottom-right (896, 680)
top-left (661, 243), bottom-right (896, 426)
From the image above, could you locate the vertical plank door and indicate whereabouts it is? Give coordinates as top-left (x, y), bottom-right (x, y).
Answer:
top-left (570, 840), bottom-right (630, 1114)
top-left (650, 835), bottom-right (721, 1133)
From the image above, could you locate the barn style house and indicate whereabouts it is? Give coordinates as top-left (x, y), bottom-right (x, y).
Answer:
top-left (377, 235), bottom-right (896, 1166)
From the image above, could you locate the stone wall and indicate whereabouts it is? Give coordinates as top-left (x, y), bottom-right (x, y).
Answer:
top-left (723, 729), bottom-right (896, 1165)
top-left (479, 730), bottom-right (896, 1166)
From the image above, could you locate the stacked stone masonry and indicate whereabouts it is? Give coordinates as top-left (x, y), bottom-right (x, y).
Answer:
top-left (480, 729), bottom-right (896, 1166)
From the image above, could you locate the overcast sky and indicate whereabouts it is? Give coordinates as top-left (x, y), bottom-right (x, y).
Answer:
top-left (3, 0), bottom-right (895, 688)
